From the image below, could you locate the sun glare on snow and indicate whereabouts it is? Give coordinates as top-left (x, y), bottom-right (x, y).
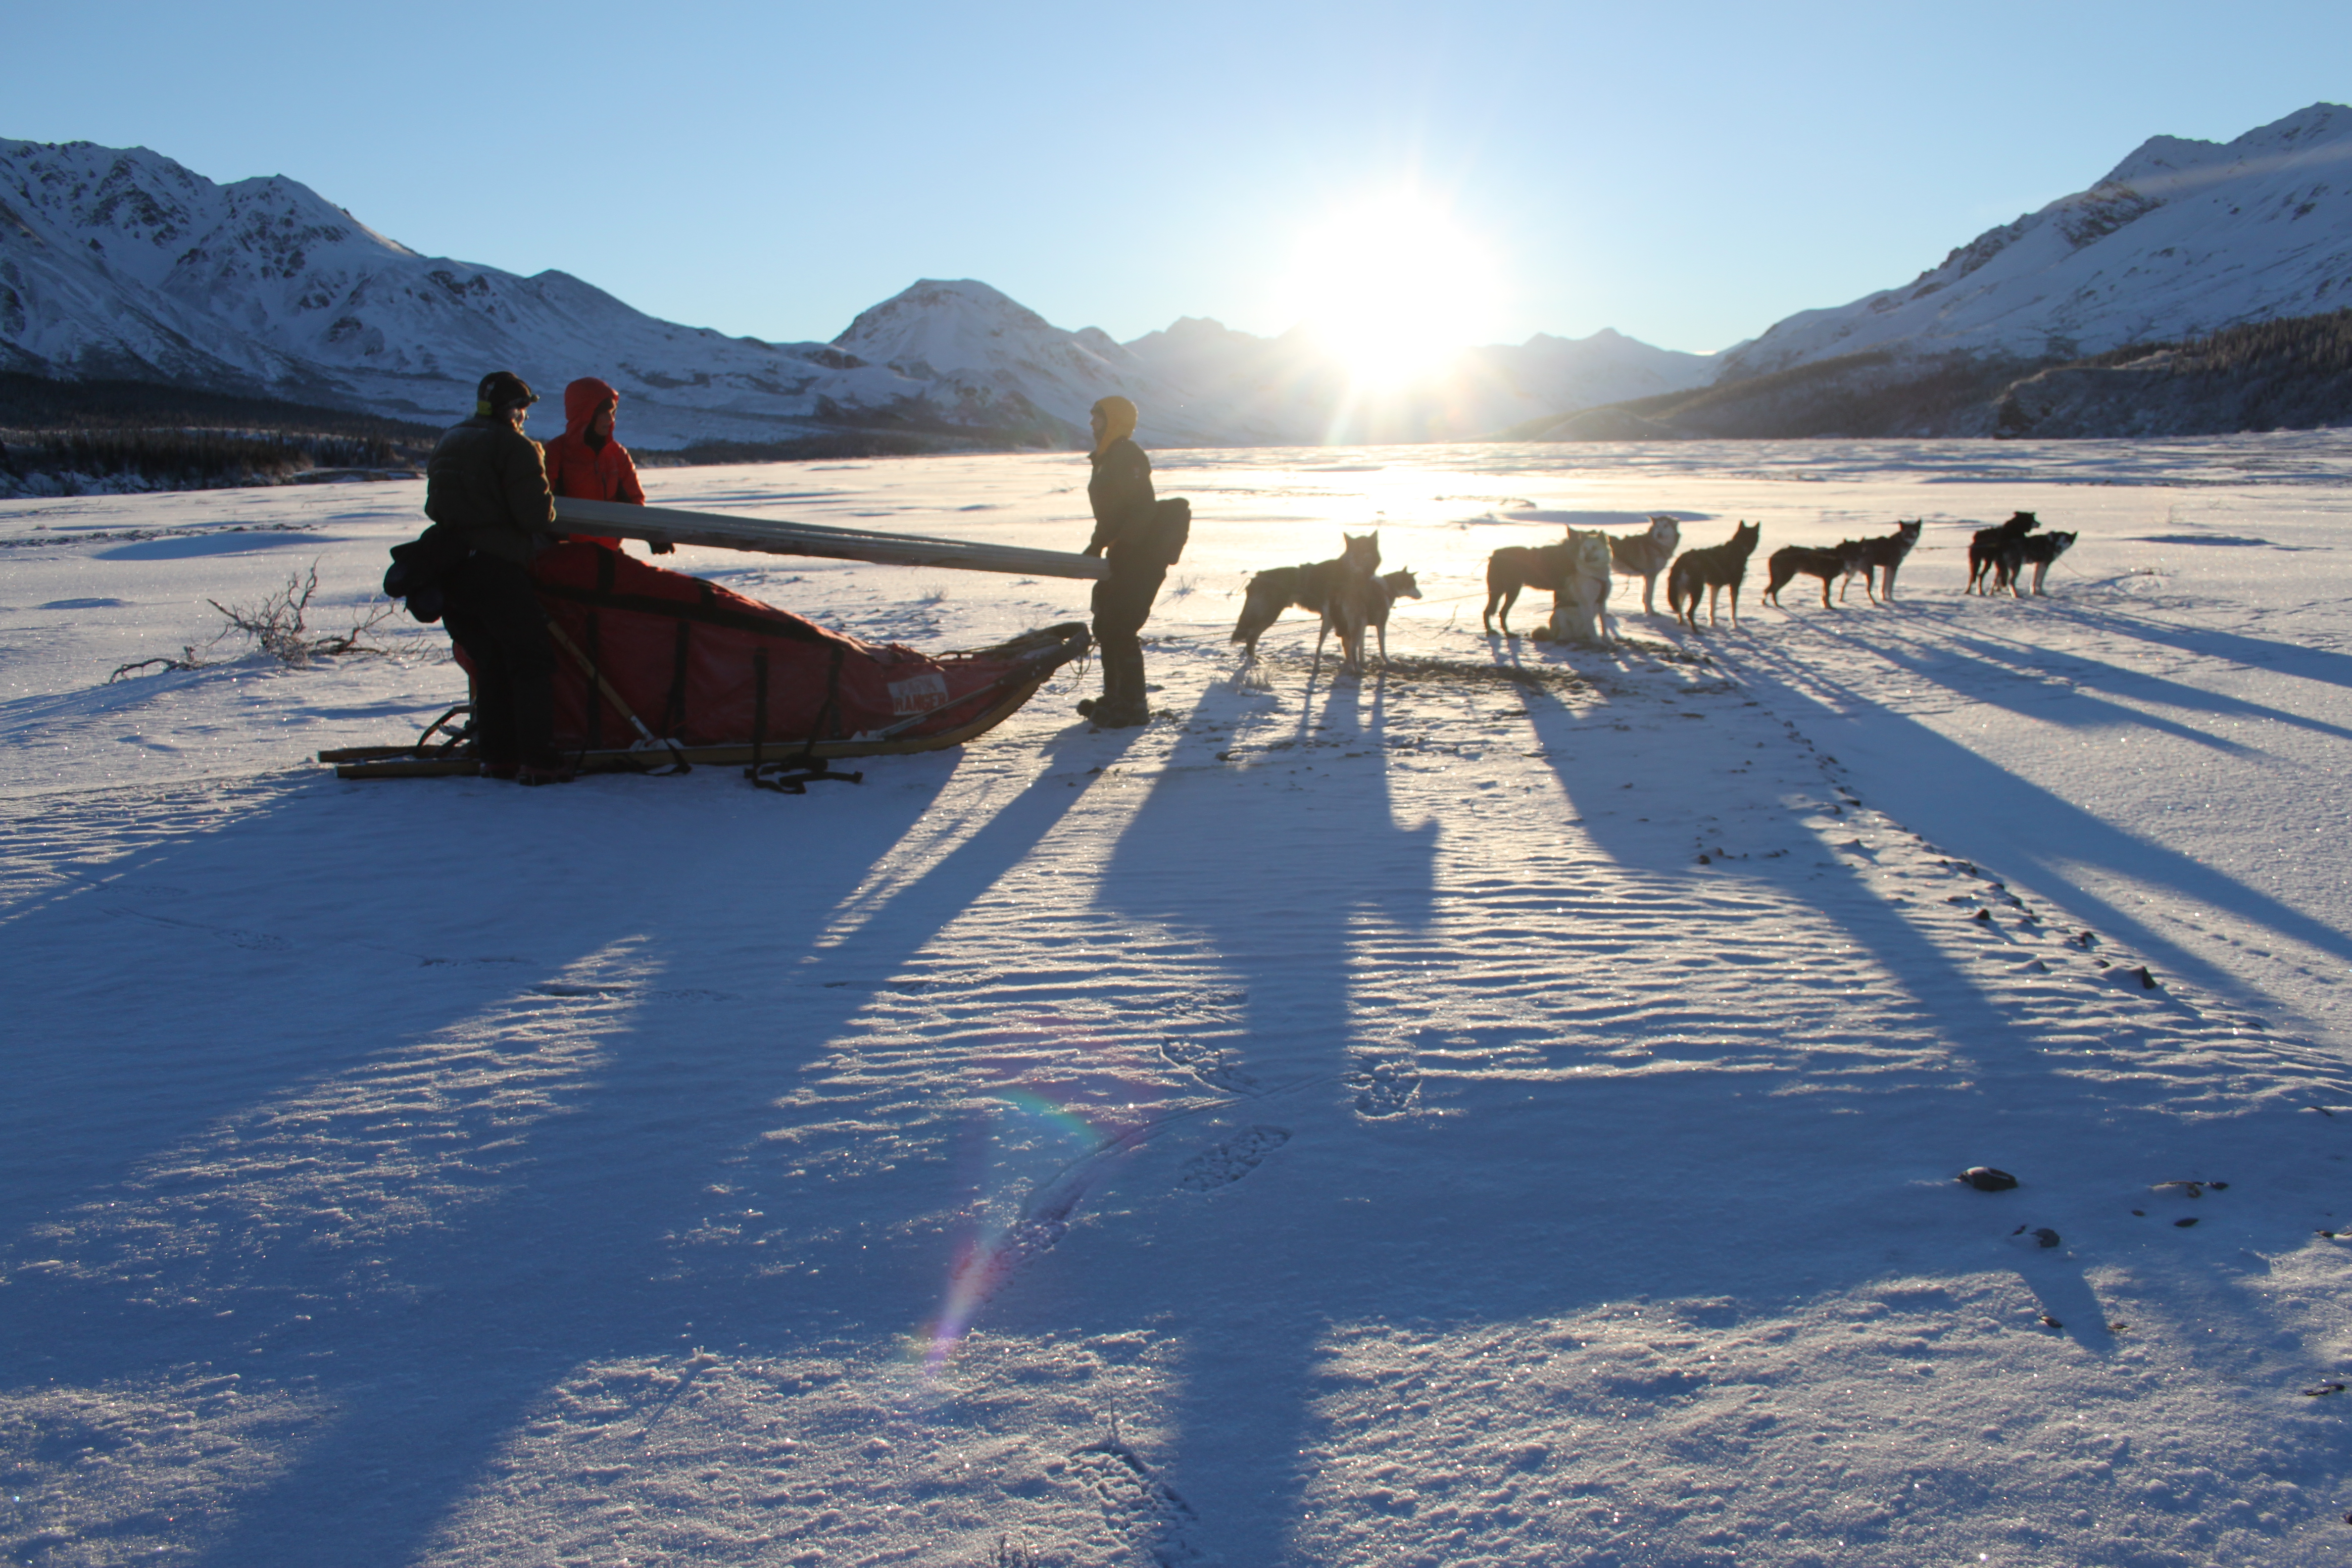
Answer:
top-left (1285, 194), bottom-right (1498, 389)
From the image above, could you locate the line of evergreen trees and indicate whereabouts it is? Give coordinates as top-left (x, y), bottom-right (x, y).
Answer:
top-left (0, 373), bottom-right (440, 492)
top-left (2080, 305), bottom-right (2352, 378)
top-left (0, 426), bottom-right (411, 487)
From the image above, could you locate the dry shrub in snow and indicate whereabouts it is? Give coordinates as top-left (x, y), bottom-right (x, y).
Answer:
top-left (110, 563), bottom-right (395, 681)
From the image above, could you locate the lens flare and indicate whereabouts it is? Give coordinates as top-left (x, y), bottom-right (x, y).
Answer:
top-left (914, 1034), bottom-right (1178, 1376)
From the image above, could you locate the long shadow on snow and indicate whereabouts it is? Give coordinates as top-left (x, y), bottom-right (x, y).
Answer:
top-left (1506, 664), bottom-right (2342, 1347)
top-left (1010, 661), bottom-right (2352, 1564)
top-left (2037, 597), bottom-right (2352, 692)
top-left (193, 738), bottom-right (1147, 1566)
top-left (1714, 630), bottom-right (2352, 1002)
top-left (0, 771), bottom-right (625, 1233)
top-left (1783, 599), bottom-right (2352, 748)
top-left (2, 743), bottom-right (1141, 1566)
top-left (1086, 668), bottom-right (1438, 1568)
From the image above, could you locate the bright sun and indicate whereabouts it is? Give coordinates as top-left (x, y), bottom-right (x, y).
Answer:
top-left (1284, 194), bottom-right (1496, 390)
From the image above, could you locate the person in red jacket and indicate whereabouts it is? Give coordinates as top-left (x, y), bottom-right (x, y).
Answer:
top-left (541, 377), bottom-right (671, 553)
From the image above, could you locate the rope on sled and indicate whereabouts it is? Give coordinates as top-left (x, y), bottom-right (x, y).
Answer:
top-left (747, 641), bottom-right (865, 796)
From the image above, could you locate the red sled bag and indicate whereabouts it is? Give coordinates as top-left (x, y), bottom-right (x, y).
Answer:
top-left (451, 542), bottom-right (1087, 759)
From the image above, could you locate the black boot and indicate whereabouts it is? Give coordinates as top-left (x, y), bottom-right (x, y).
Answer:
top-left (1079, 655), bottom-right (1130, 721)
top-left (1095, 647), bottom-right (1149, 726)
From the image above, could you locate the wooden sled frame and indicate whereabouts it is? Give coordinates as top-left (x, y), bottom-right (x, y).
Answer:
top-left (322, 622), bottom-right (1091, 780)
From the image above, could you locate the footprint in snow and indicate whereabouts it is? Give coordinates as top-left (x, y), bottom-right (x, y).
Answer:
top-left (1071, 1437), bottom-right (1202, 1567)
top-left (1349, 1062), bottom-right (1420, 1118)
top-left (1159, 1037), bottom-right (1259, 1096)
top-left (1177, 1127), bottom-right (1290, 1191)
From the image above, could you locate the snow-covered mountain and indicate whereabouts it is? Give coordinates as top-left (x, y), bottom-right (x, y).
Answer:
top-left (828, 280), bottom-right (1251, 448)
top-left (0, 139), bottom-right (971, 448)
top-left (0, 140), bottom-right (1234, 449)
top-left (1721, 102), bottom-right (2352, 382)
top-left (0, 136), bottom-right (1708, 451)
top-left (1122, 316), bottom-right (1715, 443)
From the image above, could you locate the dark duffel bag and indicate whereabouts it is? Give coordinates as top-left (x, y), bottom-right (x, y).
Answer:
top-left (1146, 496), bottom-right (1190, 567)
top-left (383, 522), bottom-right (472, 624)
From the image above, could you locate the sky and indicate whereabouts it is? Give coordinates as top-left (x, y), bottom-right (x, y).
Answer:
top-left (9, 1), bottom-right (2352, 357)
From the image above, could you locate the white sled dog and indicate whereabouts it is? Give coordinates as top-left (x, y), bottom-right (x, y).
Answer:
top-left (1606, 515), bottom-right (1680, 614)
top-left (1539, 529), bottom-right (1617, 646)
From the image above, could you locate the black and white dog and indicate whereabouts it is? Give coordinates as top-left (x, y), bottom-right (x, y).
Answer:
top-left (1853, 519), bottom-right (1922, 601)
top-left (2006, 531), bottom-right (2077, 595)
top-left (1968, 512), bottom-right (2039, 594)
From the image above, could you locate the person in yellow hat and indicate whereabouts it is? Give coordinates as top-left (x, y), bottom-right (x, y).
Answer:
top-left (1078, 394), bottom-right (1178, 727)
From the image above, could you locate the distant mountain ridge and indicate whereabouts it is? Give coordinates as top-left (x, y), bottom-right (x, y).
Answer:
top-left (0, 137), bottom-right (1705, 451)
top-left (1526, 102), bottom-right (2352, 441)
top-left (1721, 103), bottom-right (2352, 382)
top-left (23, 104), bottom-right (2338, 453)
top-left (1121, 318), bottom-right (1715, 444)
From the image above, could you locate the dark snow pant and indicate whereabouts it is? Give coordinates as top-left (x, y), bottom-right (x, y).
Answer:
top-left (441, 553), bottom-right (557, 766)
top-left (1091, 561), bottom-right (1166, 714)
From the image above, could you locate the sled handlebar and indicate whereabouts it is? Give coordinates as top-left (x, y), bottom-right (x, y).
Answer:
top-left (552, 497), bottom-right (1108, 580)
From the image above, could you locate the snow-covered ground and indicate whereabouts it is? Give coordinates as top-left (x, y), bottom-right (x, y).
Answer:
top-left (7, 433), bottom-right (2352, 1567)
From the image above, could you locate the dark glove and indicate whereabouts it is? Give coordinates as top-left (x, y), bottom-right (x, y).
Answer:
top-left (649, 540), bottom-right (676, 555)
top-left (1083, 542), bottom-right (1105, 559)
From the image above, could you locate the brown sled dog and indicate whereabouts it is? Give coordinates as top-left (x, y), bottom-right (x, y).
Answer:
top-left (1666, 521), bottom-right (1762, 629)
top-left (1763, 541), bottom-right (1868, 609)
top-left (1483, 541), bottom-right (1578, 637)
top-left (1231, 532), bottom-right (1380, 663)
top-left (1323, 566), bottom-right (1421, 673)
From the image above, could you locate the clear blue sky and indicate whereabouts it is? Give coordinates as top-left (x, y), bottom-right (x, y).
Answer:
top-left (13, 1), bottom-right (2349, 356)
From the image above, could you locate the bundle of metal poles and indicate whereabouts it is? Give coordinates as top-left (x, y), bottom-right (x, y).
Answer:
top-left (552, 496), bottom-right (1107, 580)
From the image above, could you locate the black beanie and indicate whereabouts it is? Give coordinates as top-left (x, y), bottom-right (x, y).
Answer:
top-left (475, 370), bottom-right (538, 417)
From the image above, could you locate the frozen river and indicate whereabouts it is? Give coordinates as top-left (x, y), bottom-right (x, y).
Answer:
top-left (5, 433), bottom-right (2352, 1566)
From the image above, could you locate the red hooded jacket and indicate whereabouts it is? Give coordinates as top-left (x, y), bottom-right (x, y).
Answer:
top-left (542, 377), bottom-right (645, 548)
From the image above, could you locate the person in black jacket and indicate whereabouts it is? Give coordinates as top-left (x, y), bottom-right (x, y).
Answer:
top-left (1079, 395), bottom-right (1163, 728)
top-left (424, 370), bottom-right (567, 783)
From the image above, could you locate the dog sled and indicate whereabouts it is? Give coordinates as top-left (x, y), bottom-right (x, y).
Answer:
top-left (323, 539), bottom-right (1090, 781)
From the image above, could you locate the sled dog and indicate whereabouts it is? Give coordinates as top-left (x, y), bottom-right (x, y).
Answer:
top-left (1605, 515), bottom-right (1681, 614)
top-left (1968, 512), bottom-right (2040, 594)
top-left (1311, 532), bottom-right (1383, 674)
top-left (1666, 521), bottom-right (1763, 630)
top-left (1763, 541), bottom-right (1869, 609)
top-left (1359, 568), bottom-right (1421, 667)
top-left (1483, 542), bottom-right (1575, 637)
top-left (1324, 565), bottom-right (1420, 674)
top-left (1538, 530), bottom-right (1617, 646)
top-left (2008, 530), bottom-right (2076, 595)
top-left (1855, 519), bottom-right (1922, 601)
top-left (1230, 532), bottom-right (1381, 661)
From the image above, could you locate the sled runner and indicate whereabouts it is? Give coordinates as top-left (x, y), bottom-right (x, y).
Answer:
top-left (324, 541), bottom-right (1090, 780)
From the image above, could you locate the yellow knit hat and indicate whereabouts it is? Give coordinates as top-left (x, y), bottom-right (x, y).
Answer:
top-left (1091, 395), bottom-right (1137, 454)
